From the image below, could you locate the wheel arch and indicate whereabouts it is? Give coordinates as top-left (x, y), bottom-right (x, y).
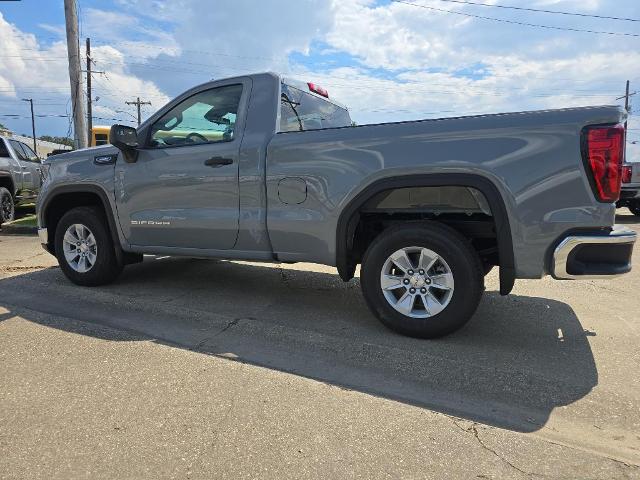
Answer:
top-left (336, 173), bottom-right (516, 295)
top-left (0, 172), bottom-right (15, 196)
top-left (40, 184), bottom-right (122, 260)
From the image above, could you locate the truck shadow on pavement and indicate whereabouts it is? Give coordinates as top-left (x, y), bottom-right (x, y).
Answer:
top-left (0, 257), bottom-right (597, 434)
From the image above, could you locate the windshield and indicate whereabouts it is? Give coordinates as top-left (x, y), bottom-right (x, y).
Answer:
top-left (280, 84), bottom-right (351, 133)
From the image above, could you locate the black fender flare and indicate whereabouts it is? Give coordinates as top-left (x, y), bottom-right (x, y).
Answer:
top-left (335, 173), bottom-right (516, 295)
top-left (40, 184), bottom-right (124, 264)
top-left (0, 171), bottom-right (15, 195)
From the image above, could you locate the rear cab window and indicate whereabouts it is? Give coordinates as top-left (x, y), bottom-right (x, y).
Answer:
top-left (9, 140), bottom-right (27, 160)
top-left (20, 142), bottom-right (39, 161)
top-left (279, 81), bottom-right (351, 133)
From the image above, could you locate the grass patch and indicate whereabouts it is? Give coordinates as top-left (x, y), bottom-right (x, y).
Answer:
top-left (6, 214), bottom-right (37, 228)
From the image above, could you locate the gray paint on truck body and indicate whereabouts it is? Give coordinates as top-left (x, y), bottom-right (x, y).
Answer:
top-left (38, 72), bottom-right (626, 279)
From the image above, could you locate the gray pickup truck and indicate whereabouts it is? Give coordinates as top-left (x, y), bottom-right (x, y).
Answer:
top-left (36, 72), bottom-right (636, 338)
top-left (0, 136), bottom-right (42, 223)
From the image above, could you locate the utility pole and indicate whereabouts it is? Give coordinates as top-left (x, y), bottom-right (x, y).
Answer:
top-left (21, 98), bottom-right (36, 154)
top-left (624, 80), bottom-right (630, 113)
top-left (624, 80), bottom-right (630, 135)
top-left (64, 0), bottom-right (87, 149)
top-left (81, 38), bottom-right (105, 146)
top-left (86, 38), bottom-right (92, 146)
top-left (617, 80), bottom-right (637, 132)
top-left (125, 97), bottom-right (151, 126)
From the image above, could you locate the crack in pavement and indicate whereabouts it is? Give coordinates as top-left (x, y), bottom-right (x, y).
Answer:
top-left (453, 420), bottom-right (535, 478)
top-left (451, 419), bottom-right (640, 479)
top-left (193, 317), bottom-right (243, 351)
top-left (186, 361), bottom-right (247, 479)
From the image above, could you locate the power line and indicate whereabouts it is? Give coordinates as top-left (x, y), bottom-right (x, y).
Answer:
top-left (391, 1), bottom-right (640, 37)
top-left (431, 0), bottom-right (640, 22)
top-left (0, 113), bottom-right (134, 123)
top-left (0, 51), bottom-right (630, 89)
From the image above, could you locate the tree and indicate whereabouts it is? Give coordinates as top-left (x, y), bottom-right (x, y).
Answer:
top-left (0, 122), bottom-right (6, 130)
top-left (38, 135), bottom-right (74, 147)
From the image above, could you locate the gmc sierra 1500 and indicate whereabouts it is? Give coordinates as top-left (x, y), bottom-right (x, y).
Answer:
top-left (36, 72), bottom-right (636, 338)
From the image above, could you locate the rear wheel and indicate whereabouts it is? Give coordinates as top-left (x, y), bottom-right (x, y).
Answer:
top-left (360, 223), bottom-right (484, 338)
top-left (0, 187), bottom-right (14, 224)
top-left (54, 206), bottom-right (123, 286)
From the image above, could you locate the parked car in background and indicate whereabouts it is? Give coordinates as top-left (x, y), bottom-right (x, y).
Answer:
top-left (0, 136), bottom-right (42, 223)
top-left (36, 72), bottom-right (636, 338)
top-left (616, 163), bottom-right (640, 216)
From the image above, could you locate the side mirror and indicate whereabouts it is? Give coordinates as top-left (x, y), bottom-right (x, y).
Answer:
top-left (110, 124), bottom-right (139, 163)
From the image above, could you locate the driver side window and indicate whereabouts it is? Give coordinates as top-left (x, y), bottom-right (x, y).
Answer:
top-left (149, 84), bottom-right (243, 148)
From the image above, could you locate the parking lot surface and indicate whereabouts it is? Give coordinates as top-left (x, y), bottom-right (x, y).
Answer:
top-left (1, 211), bottom-right (639, 479)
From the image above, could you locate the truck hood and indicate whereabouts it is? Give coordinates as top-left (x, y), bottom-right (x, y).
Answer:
top-left (44, 144), bottom-right (119, 165)
top-left (41, 144), bottom-right (120, 189)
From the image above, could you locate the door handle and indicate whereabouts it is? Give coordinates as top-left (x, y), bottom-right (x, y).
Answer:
top-left (204, 156), bottom-right (233, 167)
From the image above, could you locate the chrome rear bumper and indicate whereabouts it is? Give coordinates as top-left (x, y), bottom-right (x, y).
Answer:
top-left (553, 225), bottom-right (636, 279)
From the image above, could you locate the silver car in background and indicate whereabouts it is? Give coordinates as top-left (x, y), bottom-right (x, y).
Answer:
top-left (0, 136), bottom-right (42, 223)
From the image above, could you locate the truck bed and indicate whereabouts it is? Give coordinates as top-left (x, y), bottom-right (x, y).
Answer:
top-left (266, 104), bottom-right (626, 278)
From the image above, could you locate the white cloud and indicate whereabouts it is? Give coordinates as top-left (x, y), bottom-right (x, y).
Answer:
top-left (0, 13), bottom-right (69, 98)
top-left (37, 23), bottom-right (65, 37)
top-left (0, 11), bottom-right (171, 134)
top-left (82, 8), bottom-right (180, 60)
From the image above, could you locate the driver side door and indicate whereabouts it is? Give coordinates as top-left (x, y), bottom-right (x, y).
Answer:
top-left (115, 81), bottom-right (248, 251)
top-left (19, 142), bottom-right (43, 195)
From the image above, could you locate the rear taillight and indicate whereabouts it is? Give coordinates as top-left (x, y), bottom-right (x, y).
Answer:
top-left (622, 164), bottom-right (632, 184)
top-left (582, 124), bottom-right (625, 202)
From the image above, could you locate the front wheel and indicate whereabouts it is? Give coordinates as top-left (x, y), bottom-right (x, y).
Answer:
top-left (360, 223), bottom-right (484, 338)
top-left (0, 187), bottom-right (15, 224)
top-left (54, 206), bottom-right (123, 286)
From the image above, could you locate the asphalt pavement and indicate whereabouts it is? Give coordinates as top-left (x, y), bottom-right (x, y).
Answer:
top-left (1, 211), bottom-right (639, 479)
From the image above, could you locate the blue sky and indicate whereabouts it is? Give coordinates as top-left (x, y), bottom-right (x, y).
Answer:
top-left (0, 0), bottom-right (638, 158)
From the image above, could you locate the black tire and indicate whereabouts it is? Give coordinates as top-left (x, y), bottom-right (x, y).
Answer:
top-left (629, 203), bottom-right (640, 217)
top-left (0, 187), bottom-right (15, 224)
top-left (54, 206), bottom-right (123, 286)
top-left (360, 222), bottom-right (484, 339)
